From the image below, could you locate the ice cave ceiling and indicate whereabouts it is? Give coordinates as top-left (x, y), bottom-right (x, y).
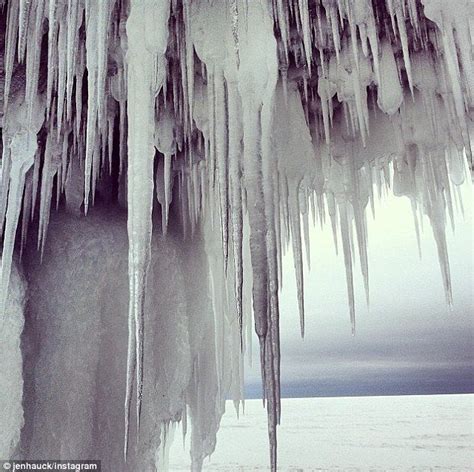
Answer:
top-left (0, 0), bottom-right (472, 470)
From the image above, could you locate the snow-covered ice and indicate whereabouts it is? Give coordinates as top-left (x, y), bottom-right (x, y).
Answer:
top-left (169, 395), bottom-right (474, 471)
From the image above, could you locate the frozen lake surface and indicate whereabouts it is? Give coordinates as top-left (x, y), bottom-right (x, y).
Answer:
top-left (168, 394), bottom-right (473, 471)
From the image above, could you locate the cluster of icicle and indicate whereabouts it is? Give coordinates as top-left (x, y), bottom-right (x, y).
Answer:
top-left (0, 0), bottom-right (472, 469)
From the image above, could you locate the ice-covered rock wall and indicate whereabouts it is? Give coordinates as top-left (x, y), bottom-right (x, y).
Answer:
top-left (0, 0), bottom-right (472, 470)
top-left (18, 208), bottom-right (230, 471)
top-left (0, 258), bottom-right (25, 459)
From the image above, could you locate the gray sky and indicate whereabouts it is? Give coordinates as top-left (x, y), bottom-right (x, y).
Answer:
top-left (245, 181), bottom-right (473, 397)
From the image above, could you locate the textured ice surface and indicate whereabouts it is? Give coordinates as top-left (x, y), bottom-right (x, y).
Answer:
top-left (19, 208), bottom-right (223, 471)
top-left (0, 259), bottom-right (25, 458)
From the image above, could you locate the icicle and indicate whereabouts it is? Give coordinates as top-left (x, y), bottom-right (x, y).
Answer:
top-left (420, 147), bottom-right (454, 305)
top-left (65, 0), bottom-right (82, 121)
top-left (237, 1), bottom-right (279, 468)
top-left (84, 0), bottom-right (112, 212)
top-left (339, 200), bottom-right (356, 334)
top-left (241, 100), bottom-right (268, 360)
top-left (302, 194), bottom-right (311, 270)
top-left (212, 70), bottom-right (230, 270)
top-left (261, 81), bottom-right (281, 427)
top-left (377, 41), bottom-right (403, 114)
top-left (230, 0), bottom-right (240, 68)
top-left (366, 11), bottom-right (380, 85)
top-left (25, 0), bottom-right (45, 124)
top-left (17, 0), bottom-right (31, 62)
top-left (38, 134), bottom-right (61, 255)
top-left (0, 140), bottom-right (12, 237)
top-left (163, 154), bottom-right (172, 232)
top-left (30, 150), bottom-right (41, 220)
top-left (289, 182), bottom-right (305, 337)
top-left (410, 198), bottom-right (422, 258)
top-left (275, 0), bottom-right (289, 64)
top-left (45, 0), bottom-right (60, 116)
top-left (327, 192), bottom-right (339, 255)
top-left (83, 1), bottom-right (100, 212)
top-left (155, 110), bottom-right (176, 235)
top-left (155, 154), bottom-right (174, 235)
top-left (227, 82), bottom-right (244, 338)
top-left (0, 130), bottom-right (37, 318)
top-left (0, 90), bottom-right (45, 316)
top-left (124, 0), bottom-right (170, 459)
top-left (20, 174), bottom-right (32, 259)
top-left (394, 4), bottom-right (414, 95)
top-left (3, 1), bottom-right (19, 111)
top-left (318, 78), bottom-right (335, 145)
top-left (56, 16), bottom-right (67, 137)
top-left (298, 0), bottom-right (312, 75)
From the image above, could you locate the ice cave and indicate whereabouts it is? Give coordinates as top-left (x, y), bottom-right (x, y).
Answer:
top-left (0, 0), bottom-right (472, 470)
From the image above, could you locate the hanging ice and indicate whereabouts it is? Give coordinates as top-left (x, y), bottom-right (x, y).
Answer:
top-left (124, 0), bottom-right (170, 458)
top-left (0, 0), bottom-right (472, 470)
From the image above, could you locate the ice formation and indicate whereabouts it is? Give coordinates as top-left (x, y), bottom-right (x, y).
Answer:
top-left (0, 0), bottom-right (472, 470)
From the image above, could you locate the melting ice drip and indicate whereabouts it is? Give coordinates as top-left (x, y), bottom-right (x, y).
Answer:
top-left (0, 0), bottom-right (472, 470)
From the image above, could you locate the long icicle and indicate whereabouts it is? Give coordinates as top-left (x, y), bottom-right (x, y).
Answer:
top-left (124, 0), bottom-right (170, 460)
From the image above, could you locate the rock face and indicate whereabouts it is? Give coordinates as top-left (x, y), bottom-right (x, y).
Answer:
top-left (0, 0), bottom-right (472, 469)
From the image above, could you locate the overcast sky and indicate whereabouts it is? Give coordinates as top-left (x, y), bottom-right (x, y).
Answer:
top-left (245, 180), bottom-right (473, 397)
